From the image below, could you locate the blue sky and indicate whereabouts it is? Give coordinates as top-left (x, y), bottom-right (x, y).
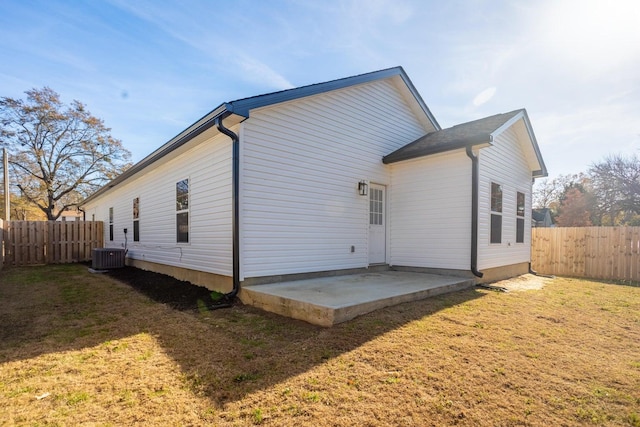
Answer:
top-left (1, 0), bottom-right (639, 180)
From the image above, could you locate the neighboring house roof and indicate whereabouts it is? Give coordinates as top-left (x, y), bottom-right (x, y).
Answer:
top-left (383, 109), bottom-right (547, 177)
top-left (532, 208), bottom-right (547, 222)
top-left (532, 208), bottom-right (554, 224)
top-left (57, 209), bottom-right (82, 221)
top-left (82, 66), bottom-right (438, 205)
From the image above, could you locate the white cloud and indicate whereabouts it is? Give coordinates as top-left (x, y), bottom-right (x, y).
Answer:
top-left (236, 55), bottom-right (294, 90)
top-left (107, 0), bottom-right (293, 91)
top-left (472, 87), bottom-right (496, 106)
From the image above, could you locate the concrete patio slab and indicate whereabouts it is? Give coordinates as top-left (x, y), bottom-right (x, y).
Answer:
top-left (240, 271), bottom-right (475, 326)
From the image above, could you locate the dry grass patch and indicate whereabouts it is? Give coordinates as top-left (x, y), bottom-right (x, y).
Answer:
top-left (1, 265), bottom-right (639, 426)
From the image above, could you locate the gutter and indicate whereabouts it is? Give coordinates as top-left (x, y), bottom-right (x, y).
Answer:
top-left (465, 146), bottom-right (483, 278)
top-left (215, 112), bottom-right (241, 300)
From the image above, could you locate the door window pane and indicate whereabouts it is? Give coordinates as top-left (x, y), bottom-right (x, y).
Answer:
top-left (369, 188), bottom-right (383, 225)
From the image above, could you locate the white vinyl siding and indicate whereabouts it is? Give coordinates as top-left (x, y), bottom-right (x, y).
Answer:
top-left (389, 150), bottom-right (471, 270)
top-left (83, 131), bottom-right (233, 276)
top-left (478, 125), bottom-right (533, 269)
top-left (240, 79), bottom-right (428, 278)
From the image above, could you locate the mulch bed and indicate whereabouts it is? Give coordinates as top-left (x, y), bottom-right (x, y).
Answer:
top-left (103, 266), bottom-right (233, 311)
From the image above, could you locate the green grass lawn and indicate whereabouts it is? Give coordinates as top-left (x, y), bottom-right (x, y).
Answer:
top-left (1, 264), bottom-right (639, 426)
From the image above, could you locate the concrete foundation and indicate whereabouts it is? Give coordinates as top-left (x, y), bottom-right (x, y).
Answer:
top-left (476, 262), bottom-right (530, 284)
top-left (125, 258), bottom-right (233, 293)
top-left (240, 271), bottom-right (475, 327)
top-left (123, 258), bottom-right (527, 326)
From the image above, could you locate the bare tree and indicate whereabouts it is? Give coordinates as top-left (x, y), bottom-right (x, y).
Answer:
top-left (533, 178), bottom-right (560, 210)
top-left (589, 154), bottom-right (640, 225)
top-left (533, 173), bottom-right (590, 226)
top-left (0, 87), bottom-right (131, 220)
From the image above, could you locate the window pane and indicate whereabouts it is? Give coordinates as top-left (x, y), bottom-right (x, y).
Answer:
top-left (176, 179), bottom-right (189, 211)
top-left (133, 197), bottom-right (139, 219)
top-left (177, 212), bottom-right (189, 243)
top-left (516, 218), bottom-right (525, 243)
top-left (491, 183), bottom-right (502, 213)
top-left (133, 220), bottom-right (140, 242)
top-left (109, 207), bottom-right (114, 241)
top-left (517, 192), bottom-right (525, 217)
top-left (491, 214), bottom-right (502, 244)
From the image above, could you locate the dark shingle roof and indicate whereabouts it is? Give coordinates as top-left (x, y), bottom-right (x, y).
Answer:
top-left (227, 66), bottom-right (439, 128)
top-left (383, 109), bottom-right (524, 164)
top-left (532, 208), bottom-right (551, 222)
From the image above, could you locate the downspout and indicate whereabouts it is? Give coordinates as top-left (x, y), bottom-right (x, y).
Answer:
top-left (465, 146), bottom-right (483, 278)
top-left (215, 112), bottom-right (241, 300)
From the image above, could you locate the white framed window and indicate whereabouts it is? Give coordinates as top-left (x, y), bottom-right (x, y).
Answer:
top-left (490, 182), bottom-right (502, 244)
top-left (133, 197), bottom-right (140, 242)
top-left (176, 179), bottom-right (189, 243)
top-left (516, 191), bottom-right (525, 243)
top-left (109, 207), bottom-right (114, 241)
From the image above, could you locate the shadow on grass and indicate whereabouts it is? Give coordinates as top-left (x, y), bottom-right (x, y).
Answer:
top-left (0, 264), bottom-right (486, 408)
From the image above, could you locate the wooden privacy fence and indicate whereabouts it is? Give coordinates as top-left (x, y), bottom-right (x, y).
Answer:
top-left (1, 220), bottom-right (103, 267)
top-left (531, 227), bottom-right (640, 282)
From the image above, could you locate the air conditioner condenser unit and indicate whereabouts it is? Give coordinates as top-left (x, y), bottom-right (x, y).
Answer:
top-left (92, 248), bottom-right (126, 269)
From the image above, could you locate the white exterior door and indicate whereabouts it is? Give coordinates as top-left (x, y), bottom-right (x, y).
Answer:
top-left (369, 184), bottom-right (386, 264)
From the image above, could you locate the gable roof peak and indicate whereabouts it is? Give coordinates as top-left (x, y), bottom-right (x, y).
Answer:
top-left (382, 108), bottom-right (547, 178)
top-left (226, 66), bottom-right (439, 129)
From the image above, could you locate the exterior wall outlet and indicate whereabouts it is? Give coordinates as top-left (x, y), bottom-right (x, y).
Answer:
top-left (350, 245), bottom-right (355, 253)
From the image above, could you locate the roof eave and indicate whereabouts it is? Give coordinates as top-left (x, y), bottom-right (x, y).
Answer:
top-left (81, 104), bottom-right (245, 206)
top-left (396, 69), bottom-right (440, 131)
top-left (522, 109), bottom-right (548, 178)
top-left (227, 66), bottom-right (440, 130)
top-left (490, 109), bottom-right (548, 178)
top-left (382, 140), bottom-right (491, 164)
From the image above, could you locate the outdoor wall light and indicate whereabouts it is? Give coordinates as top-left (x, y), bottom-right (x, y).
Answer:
top-left (358, 180), bottom-right (368, 196)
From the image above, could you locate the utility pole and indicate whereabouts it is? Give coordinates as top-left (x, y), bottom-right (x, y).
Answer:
top-left (3, 147), bottom-right (9, 220)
